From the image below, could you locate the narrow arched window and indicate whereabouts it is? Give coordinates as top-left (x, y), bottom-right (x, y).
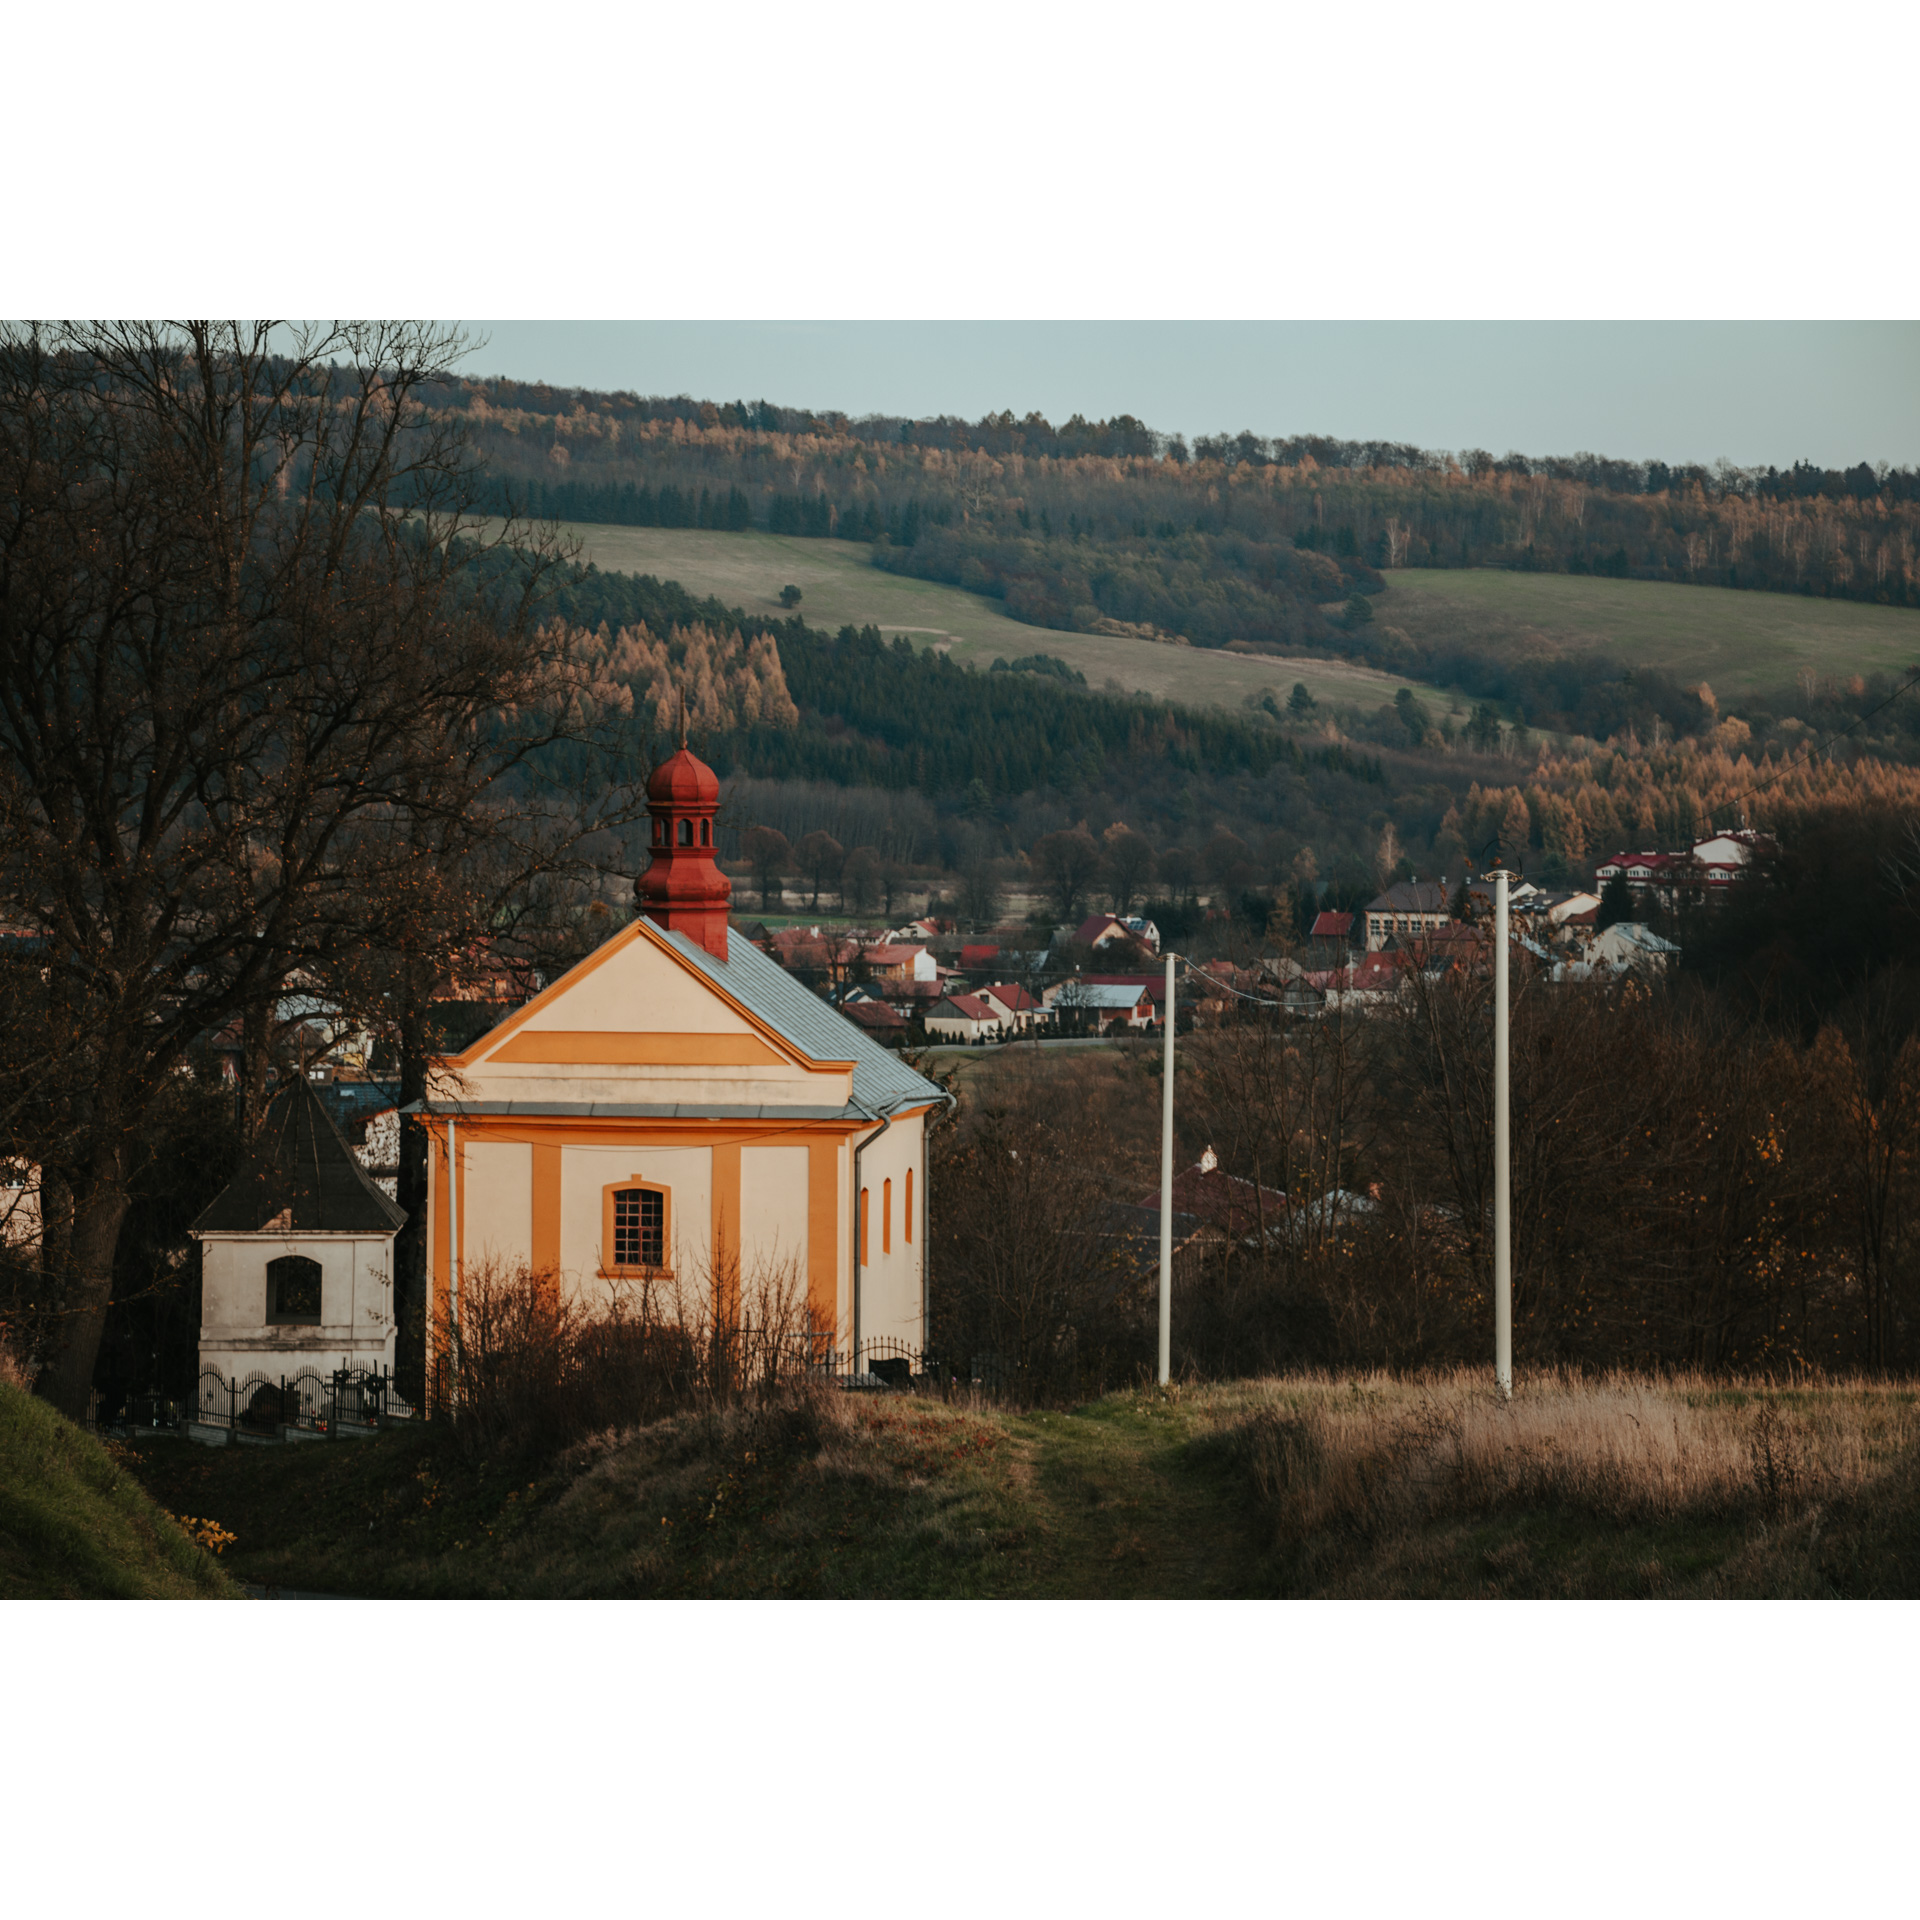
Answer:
top-left (678, 819), bottom-right (693, 847)
top-left (905, 1168), bottom-right (914, 1244)
top-left (700, 820), bottom-right (710, 846)
top-left (859, 1186), bottom-right (870, 1266)
top-left (883, 1177), bottom-right (892, 1254)
top-left (652, 818), bottom-right (663, 844)
top-left (266, 1254), bottom-right (322, 1324)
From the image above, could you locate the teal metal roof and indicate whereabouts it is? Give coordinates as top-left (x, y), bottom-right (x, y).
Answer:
top-left (656, 926), bottom-right (945, 1118)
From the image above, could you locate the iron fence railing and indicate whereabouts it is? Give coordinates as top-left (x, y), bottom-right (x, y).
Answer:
top-left (190, 1364), bottom-right (415, 1436)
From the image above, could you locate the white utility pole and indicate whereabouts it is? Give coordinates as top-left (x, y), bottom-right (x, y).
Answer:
top-left (1492, 868), bottom-right (1513, 1400)
top-left (1158, 950), bottom-right (1175, 1388)
top-left (447, 1114), bottom-right (460, 1414)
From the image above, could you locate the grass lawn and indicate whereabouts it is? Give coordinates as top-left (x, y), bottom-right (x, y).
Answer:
top-left (1380, 567), bottom-right (1920, 698)
top-left (0, 1380), bottom-right (240, 1598)
top-left (514, 520), bottom-right (1453, 718)
top-left (120, 1370), bottom-right (1920, 1599)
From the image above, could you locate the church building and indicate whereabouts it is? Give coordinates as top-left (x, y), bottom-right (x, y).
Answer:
top-left (417, 741), bottom-right (946, 1375)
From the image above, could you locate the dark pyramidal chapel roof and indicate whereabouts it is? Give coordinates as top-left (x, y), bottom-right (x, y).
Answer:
top-left (192, 1076), bottom-right (407, 1236)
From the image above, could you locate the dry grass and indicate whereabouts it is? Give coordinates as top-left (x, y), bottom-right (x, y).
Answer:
top-left (1191, 1369), bottom-right (1920, 1597)
top-left (529, 1382), bottom-right (1029, 1597)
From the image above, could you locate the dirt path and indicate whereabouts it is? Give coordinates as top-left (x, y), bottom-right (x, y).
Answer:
top-left (1004, 1398), bottom-right (1258, 1598)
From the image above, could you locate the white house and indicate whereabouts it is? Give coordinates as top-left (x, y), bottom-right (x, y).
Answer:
top-left (189, 1076), bottom-right (406, 1383)
top-left (976, 983), bottom-right (1048, 1033)
top-left (861, 943), bottom-right (939, 988)
top-left (1557, 921), bottom-right (1681, 981)
top-left (1047, 980), bottom-right (1157, 1032)
top-left (924, 992), bottom-right (1004, 1043)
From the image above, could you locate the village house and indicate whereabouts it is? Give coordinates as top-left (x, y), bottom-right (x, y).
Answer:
top-left (924, 992), bottom-right (1004, 1043)
top-left (415, 741), bottom-right (947, 1376)
top-left (318, 1081), bottom-right (404, 1200)
top-left (1595, 830), bottom-right (1769, 906)
top-left (1080, 971), bottom-right (1172, 1019)
top-left (1308, 909), bottom-right (1358, 958)
top-left (840, 999), bottom-right (909, 1042)
top-left (1363, 880), bottom-right (1452, 951)
top-left (2, 1161), bottom-right (40, 1248)
top-left (1129, 1147), bottom-right (1290, 1256)
top-left (861, 943), bottom-right (939, 989)
top-left (977, 982), bottom-right (1048, 1033)
top-left (1555, 921), bottom-right (1681, 981)
top-left (1073, 911), bottom-right (1161, 955)
top-left (1046, 979), bottom-right (1157, 1033)
top-left (1321, 950), bottom-right (1410, 1009)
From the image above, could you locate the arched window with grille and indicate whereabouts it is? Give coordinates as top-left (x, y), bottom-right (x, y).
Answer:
top-left (266, 1254), bottom-right (322, 1325)
top-left (601, 1179), bottom-right (671, 1275)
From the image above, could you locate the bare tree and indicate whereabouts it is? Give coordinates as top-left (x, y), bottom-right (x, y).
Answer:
top-left (956, 859), bottom-right (1003, 930)
top-left (795, 831), bottom-right (844, 912)
top-left (741, 824), bottom-right (790, 911)
top-left (841, 845), bottom-right (882, 916)
top-left (0, 320), bottom-right (622, 1418)
top-left (1030, 827), bottom-right (1101, 923)
top-left (1102, 823), bottom-right (1156, 914)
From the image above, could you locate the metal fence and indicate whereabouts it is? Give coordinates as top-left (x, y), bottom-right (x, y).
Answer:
top-left (192, 1364), bottom-right (416, 1436)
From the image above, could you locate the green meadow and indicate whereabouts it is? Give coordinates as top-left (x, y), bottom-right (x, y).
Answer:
top-left (1380, 567), bottom-right (1920, 697)
top-left (526, 521), bottom-right (1453, 717)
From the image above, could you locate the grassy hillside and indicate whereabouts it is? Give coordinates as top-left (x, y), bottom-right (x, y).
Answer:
top-left (123, 1372), bottom-right (1920, 1598)
top-left (526, 521), bottom-right (1455, 718)
top-left (1380, 567), bottom-right (1920, 697)
top-left (0, 1382), bottom-right (240, 1598)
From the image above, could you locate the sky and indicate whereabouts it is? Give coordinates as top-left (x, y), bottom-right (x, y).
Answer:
top-left (453, 323), bottom-right (1920, 472)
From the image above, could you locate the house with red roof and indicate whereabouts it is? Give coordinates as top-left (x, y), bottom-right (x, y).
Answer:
top-left (841, 999), bottom-right (909, 1040)
top-left (960, 943), bottom-right (1002, 972)
top-left (861, 943), bottom-right (937, 987)
top-left (924, 992), bottom-right (1003, 1044)
top-left (1325, 950), bottom-right (1410, 1007)
top-left (977, 982), bottom-right (1048, 1033)
top-left (1132, 1146), bottom-right (1289, 1253)
top-left (1073, 912), bottom-right (1161, 955)
top-left (1596, 831), bottom-right (1770, 906)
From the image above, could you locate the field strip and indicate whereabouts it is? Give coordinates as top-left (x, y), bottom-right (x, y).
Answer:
top-left (509, 520), bottom-right (1455, 717)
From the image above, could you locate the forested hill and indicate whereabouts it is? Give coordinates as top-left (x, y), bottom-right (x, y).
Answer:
top-left (536, 560), bottom-right (1381, 801)
top-left (431, 376), bottom-right (1920, 618)
top-left (515, 553), bottom-right (1920, 899)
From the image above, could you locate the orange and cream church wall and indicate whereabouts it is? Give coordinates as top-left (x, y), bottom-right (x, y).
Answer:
top-left (426, 1111), bottom-right (931, 1358)
top-left (851, 1113), bottom-right (926, 1348)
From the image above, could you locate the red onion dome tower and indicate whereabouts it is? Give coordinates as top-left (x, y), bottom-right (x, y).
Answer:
top-left (636, 730), bottom-right (731, 960)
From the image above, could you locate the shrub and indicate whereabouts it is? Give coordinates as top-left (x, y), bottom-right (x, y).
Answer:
top-left (431, 1250), bottom-right (818, 1459)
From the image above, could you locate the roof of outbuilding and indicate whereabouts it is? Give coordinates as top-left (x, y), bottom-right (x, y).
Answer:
top-left (192, 1075), bottom-right (407, 1236)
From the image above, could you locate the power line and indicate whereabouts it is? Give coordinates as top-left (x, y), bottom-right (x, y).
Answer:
top-left (1709, 663), bottom-right (1920, 819)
